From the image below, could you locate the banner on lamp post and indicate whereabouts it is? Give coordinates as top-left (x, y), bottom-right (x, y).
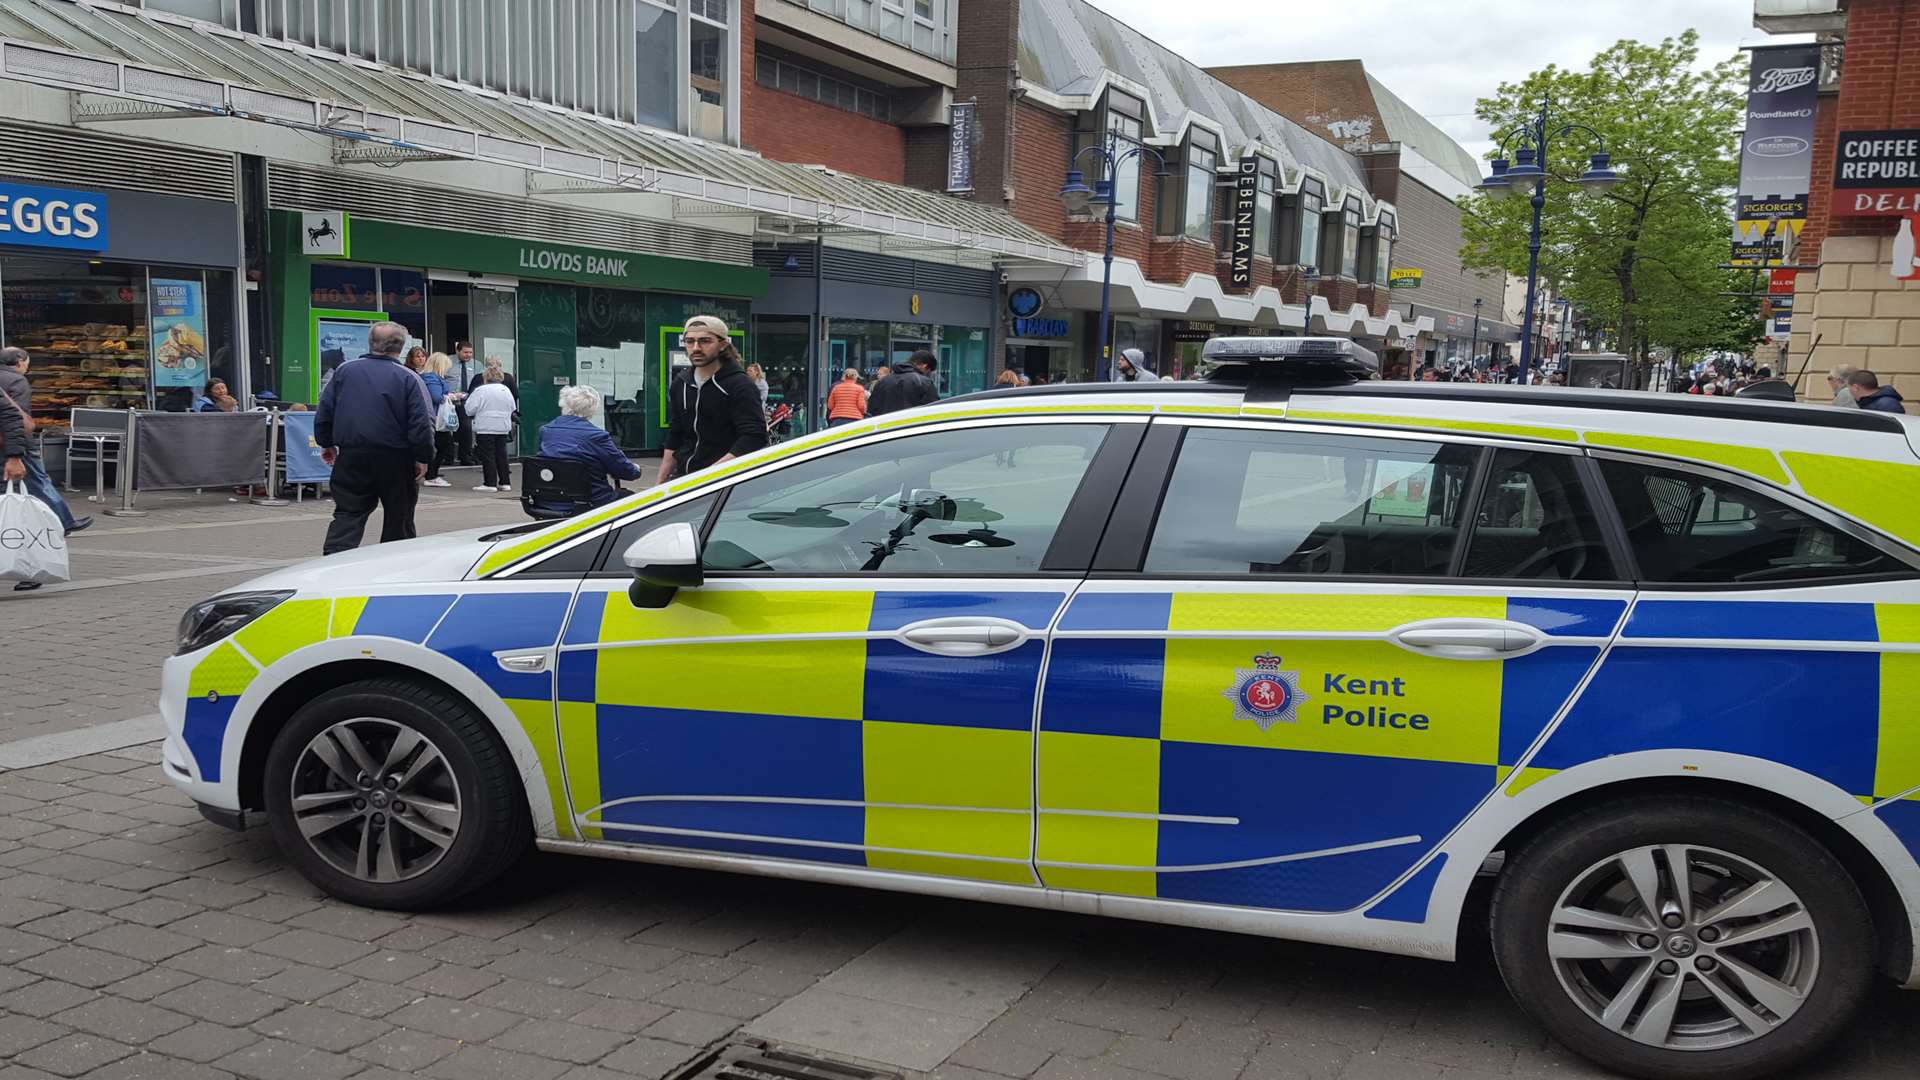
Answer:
top-left (1732, 44), bottom-right (1817, 266)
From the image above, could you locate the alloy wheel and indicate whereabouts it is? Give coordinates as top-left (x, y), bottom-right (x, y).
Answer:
top-left (1546, 843), bottom-right (1819, 1052)
top-left (288, 718), bottom-right (462, 883)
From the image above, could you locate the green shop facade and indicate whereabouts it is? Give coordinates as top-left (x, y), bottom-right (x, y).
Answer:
top-left (269, 211), bottom-right (767, 455)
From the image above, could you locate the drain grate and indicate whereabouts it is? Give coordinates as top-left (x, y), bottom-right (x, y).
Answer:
top-left (671, 1040), bottom-right (904, 1080)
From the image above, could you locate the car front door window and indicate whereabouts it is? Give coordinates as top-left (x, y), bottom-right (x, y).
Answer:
top-left (702, 424), bottom-right (1110, 575)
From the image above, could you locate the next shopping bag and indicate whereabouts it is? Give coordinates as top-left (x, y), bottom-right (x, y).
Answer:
top-left (0, 480), bottom-right (70, 585)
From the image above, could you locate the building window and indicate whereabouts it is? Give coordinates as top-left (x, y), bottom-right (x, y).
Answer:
top-left (1105, 92), bottom-right (1146, 224)
top-left (756, 48), bottom-right (895, 122)
top-left (690, 12), bottom-right (729, 142)
top-left (1292, 182), bottom-right (1324, 269)
top-left (636, 0), bottom-right (678, 129)
top-left (1253, 158), bottom-right (1277, 259)
top-left (1323, 198), bottom-right (1362, 280)
top-left (1362, 216), bottom-right (1394, 286)
top-left (1159, 130), bottom-right (1218, 241)
top-left (1076, 90), bottom-right (1147, 225)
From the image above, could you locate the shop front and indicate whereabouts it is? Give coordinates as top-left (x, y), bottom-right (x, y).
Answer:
top-left (756, 245), bottom-right (997, 431)
top-left (0, 177), bottom-right (241, 436)
top-left (273, 213), bottom-right (766, 454)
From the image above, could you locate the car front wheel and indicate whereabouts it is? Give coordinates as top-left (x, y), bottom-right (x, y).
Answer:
top-left (262, 678), bottom-right (530, 910)
top-left (1490, 795), bottom-right (1874, 1080)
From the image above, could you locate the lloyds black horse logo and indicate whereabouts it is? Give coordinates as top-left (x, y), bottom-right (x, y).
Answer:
top-left (306, 219), bottom-right (338, 248)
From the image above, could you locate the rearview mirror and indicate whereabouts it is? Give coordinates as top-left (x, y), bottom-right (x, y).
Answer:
top-left (622, 522), bottom-right (704, 609)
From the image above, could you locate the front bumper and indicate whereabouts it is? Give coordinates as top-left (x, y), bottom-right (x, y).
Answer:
top-left (158, 651), bottom-right (240, 812)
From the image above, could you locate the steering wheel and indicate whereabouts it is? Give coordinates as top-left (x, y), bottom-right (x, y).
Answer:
top-left (1506, 543), bottom-right (1591, 581)
top-left (1289, 533), bottom-right (1346, 575)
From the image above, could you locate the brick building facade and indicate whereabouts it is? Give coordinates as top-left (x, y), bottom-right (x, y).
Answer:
top-left (1212, 60), bottom-right (1515, 366)
top-left (1763, 0), bottom-right (1920, 399)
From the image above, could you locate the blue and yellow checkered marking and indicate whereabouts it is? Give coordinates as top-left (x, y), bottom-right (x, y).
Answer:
top-left (562, 588), bottom-right (1059, 882)
top-left (1032, 591), bottom-right (1608, 911)
top-left (1535, 600), bottom-right (1920, 805)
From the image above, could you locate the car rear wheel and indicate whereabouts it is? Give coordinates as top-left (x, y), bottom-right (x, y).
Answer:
top-left (1490, 795), bottom-right (1873, 1080)
top-left (262, 678), bottom-right (530, 910)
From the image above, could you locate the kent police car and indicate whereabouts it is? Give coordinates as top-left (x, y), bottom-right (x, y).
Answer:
top-left (162, 339), bottom-right (1920, 1080)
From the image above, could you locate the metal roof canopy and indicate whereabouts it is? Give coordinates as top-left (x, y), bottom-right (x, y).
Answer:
top-left (0, 21), bottom-right (1079, 272)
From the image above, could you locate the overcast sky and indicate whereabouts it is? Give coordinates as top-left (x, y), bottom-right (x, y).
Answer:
top-left (1083, 0), bottom-right (1782, 167)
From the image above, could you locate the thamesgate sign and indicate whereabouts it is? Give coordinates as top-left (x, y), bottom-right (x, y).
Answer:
top-left (518, 246), bottom-right (632, 277)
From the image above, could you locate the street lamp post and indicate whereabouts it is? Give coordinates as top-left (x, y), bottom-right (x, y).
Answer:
top-left (1060, 138), bottom-right (1169, 381)
top-left (1475, 93), bottom-right (1619, 383)
top-left (1469, 297), bottom-right (1483, 368)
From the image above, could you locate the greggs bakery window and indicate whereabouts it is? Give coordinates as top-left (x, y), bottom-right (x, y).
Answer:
top-left (0, 178), bottom-right (242, 429)
top-left (0, 257), bottom-right (238, 426)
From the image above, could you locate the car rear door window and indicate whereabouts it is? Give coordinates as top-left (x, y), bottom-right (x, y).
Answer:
top-left (1461, 450), bottom-right (1617, 581)
top-left (1143, 428), bottom-right (1479, 576)
top-left (1598, 458), bottom-right (1905, 584)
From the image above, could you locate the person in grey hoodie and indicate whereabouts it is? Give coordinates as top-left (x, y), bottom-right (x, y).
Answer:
top-left (1113, 348), bottom-right (1159, 382)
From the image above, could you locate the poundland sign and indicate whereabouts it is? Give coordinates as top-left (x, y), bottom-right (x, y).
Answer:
top-left (519, 246), bottom-right (632, 277)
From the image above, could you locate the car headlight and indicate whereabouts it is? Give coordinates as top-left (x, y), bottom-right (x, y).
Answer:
top-left (176, 591), bottom-right (294, 656)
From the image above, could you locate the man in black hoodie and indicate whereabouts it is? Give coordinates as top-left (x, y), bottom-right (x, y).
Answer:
top-left (868, 350), bottom-right (940, 416)
top-left (1847, 370), bottom-right (1906, 413)
top-left (656, 316), bottom-right (768, 483)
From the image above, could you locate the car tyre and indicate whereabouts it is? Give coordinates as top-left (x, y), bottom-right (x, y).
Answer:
top-left (1490, 795), bottom-right (1873, 1080)
top-left (262, 677), bottom-right (531, 910)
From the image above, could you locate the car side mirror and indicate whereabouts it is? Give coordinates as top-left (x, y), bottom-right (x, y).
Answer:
top-left (622, 522), bottom-right (704, 609)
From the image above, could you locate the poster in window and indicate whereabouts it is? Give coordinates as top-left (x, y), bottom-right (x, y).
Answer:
top-left (150, 278), bottom-right (209, 389)
top-left (316, 319), bottom-right (374, 389)
top-left (1366, 461), bottom-right (1434, 520)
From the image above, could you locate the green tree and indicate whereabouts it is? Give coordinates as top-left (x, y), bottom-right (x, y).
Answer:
top-left (1459, 31), bottom-right (1754, 368)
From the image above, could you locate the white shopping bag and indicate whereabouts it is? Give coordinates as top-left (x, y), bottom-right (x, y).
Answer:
top-left (0, 480), bottom-right (69, 585)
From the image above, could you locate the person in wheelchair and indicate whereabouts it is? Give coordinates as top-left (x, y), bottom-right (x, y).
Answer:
top-left (535, 385), bottom-right (643, 514)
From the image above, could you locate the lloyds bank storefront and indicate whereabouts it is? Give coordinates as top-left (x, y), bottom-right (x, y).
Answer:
top-left (270, 208), bottom-right (767, 457)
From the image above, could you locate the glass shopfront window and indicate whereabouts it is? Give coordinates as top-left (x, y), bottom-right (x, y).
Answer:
top-left (577, 285), bottom-right (651, 450)
top-left (1, 257), bottom-right (149, 427)
top-left (1, 257), bottom-right (241, 426)
top-left (1112, 318), bottom-right (1161, 379)
top-left (752, 314), bottom-right (813, 433)
top-left (938, 324), bottom-right (989, 396)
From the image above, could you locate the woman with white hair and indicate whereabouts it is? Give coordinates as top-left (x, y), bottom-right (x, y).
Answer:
top-left (537, 383), bottom-right (644, 509)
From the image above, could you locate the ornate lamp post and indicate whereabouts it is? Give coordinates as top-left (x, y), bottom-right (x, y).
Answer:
top-left (1475, 94), bottom-right (1619, 382)
top-left (1061, 139), bottom-right (1169, 380)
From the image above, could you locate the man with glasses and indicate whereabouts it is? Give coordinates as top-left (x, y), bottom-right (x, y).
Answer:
top-left (656, 316), bottom-right (767, 484)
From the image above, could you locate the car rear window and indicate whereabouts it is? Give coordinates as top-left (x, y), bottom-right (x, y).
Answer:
top-left (1598, 459), bottom-right (1905, 584)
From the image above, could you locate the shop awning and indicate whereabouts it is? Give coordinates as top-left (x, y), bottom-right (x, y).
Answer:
top-left (0, 0), bottom-right (1079, 270)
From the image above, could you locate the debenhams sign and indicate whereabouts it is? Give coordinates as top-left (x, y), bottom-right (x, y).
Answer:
top-left (1230, 157), bottom-right (1259, 291)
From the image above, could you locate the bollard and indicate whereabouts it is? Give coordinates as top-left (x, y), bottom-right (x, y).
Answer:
top-left (251, 411), bottom-right (290, 507)
top-left (102, 408), bottom-right (146, 518)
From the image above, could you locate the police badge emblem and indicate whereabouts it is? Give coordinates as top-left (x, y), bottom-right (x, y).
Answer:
top-left (1221, 652), bottom-right (1308, 730)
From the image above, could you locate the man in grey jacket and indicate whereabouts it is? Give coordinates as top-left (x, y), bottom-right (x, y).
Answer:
top-left (1, 347), bottom-right (87, 591)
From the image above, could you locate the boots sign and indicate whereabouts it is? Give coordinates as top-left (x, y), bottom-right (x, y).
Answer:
top-left (1833, 129), bottom-right (1920, 216)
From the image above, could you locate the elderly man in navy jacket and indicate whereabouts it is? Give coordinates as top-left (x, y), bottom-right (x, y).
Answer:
top-left (538, 384), bottom-right (642, 511)
top-left (315, 321), bottom-right (436, 555)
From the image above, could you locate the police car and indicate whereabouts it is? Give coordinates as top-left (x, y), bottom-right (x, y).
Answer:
top-left (163, 338), bottom-right (1920, 1080)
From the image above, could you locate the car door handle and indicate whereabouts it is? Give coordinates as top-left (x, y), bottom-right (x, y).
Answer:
top-left (897, 618), bottom-right (1027, 657)
top-left (1389, 619), bottom-right (1543, 660)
